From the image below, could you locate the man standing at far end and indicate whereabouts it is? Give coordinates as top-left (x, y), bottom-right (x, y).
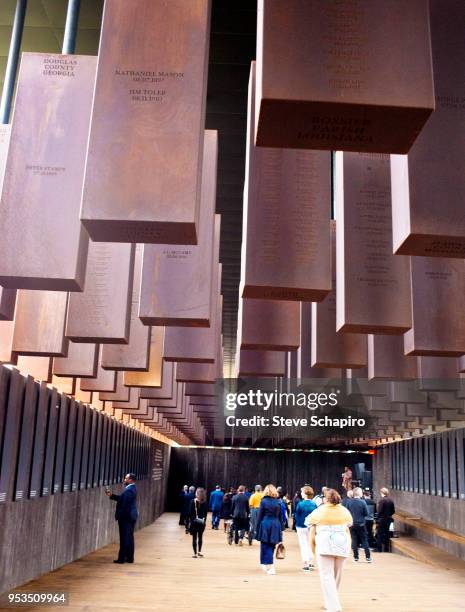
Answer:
top-left (209, 485), bottom-right (224, 529)
top-left (106, 473), bottom-right (139, 564)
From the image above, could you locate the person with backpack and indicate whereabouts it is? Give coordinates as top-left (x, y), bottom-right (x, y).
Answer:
top-left (307, 488), bottom-right (352, 612)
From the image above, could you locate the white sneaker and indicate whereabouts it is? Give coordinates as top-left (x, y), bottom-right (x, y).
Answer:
top-left (260, 564), bottom-right (267, 572)
top-left (266, 566), bottom-right (276, 575)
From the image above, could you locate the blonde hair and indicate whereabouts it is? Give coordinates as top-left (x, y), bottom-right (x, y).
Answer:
top-left (324, 488), bottom-right (341, 505)
top-left (380, 487), bottom-right (389, 496)
top-left (263, 484), bottom-right (278, 498)
top-left (301, 485), bottom-right (314, 499)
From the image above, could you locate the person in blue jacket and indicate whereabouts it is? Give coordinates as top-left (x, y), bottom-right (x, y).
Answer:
top-left (106, 473), bottom-right (139, 564)
top-left (256, 484), bottom-right (284, 575)
top-left (209, 485), bottom-right (224, 529)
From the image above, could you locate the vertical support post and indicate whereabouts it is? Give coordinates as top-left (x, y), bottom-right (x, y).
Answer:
top-left (62, 0), bottom-right (81, 55)
top-left (0, 0), bottom-right (27, 124)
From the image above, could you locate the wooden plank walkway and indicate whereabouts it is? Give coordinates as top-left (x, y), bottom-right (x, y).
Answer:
top-left (3, 513), bottom-right (464, 612)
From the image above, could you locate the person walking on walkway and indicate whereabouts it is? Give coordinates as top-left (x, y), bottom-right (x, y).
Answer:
top-left (231, 485), bottom-right (250, 545)
top-left (256, 484), bottom-right (284, 575)
top-left (307, 488), bottom-right (352, 612)
top-left (363, 489), bottom-right (376, 549)
top-left (179, 485), bottom-right (189, 526)
top-left (346, 487), bottom-right (371, 563)
top-left (209, 485), bottom-right (224, 530)
top-left (184, 486), bottom-right (196, 534)
top-left (376, 487), bottom-right (395, 552)
top-left (294, 485), bottom-right (317, 571)
top-left (341, 489), bottom-right (353, 508)
top-left (190, 487), bottom-right (208, 558)
top-left (221, 488), bottom-right (234, 532)
top-left (106, 473), bottom-right (139, 564)
top-left (248, 484), bottom-right (264, 539)
top-left (314, 486), bottom-right (329, 507)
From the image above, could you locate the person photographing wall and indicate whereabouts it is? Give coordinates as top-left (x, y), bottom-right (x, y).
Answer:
top-left (106, 473), bottom-right (139, 564)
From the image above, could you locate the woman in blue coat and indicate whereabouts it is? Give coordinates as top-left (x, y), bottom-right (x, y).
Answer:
top-left (256, 484), bottom-right (284, 575)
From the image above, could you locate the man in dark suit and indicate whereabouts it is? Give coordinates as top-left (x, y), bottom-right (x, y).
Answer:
top-left (231, 485), bottom-right (250, 545)
top-left (106, 473), bottom-right (139, 564)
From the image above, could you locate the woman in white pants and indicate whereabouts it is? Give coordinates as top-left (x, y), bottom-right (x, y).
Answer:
top-left (294, 485), bottom-right (317, 571)
top-left (307, 488), bottom-right (352, 612)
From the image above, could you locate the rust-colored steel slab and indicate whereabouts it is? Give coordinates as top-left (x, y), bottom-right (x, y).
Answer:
top-left (101, 245), bottom-right (150, 369)
top-left (74, 385), bottom-right (92, 404)
top-left (238, 350), bottom-right (286, 377)
top-left (176, 362), bottom-right (216, 384)
top-left (255, 0), bottom-right (434, 153)
top-left (335, 152), bottom-right (411, 334)
top-left (13, 291), bottom-right (69, 356)
top-left (185, 382), bottom-right (215, 397)
top-left (0, 53), bottom-right (95, 290)
top-left (388, 381), bottom-right (426, 404)
top-left (311, 222), bottom-right (367, 368)
top-left (66, 242), bottom-right (135, 343)
top-left (17, 356), bottom-right (53, 382)
top-left (121, 398), bottom-right (150, 416)
top-left (404, 257), bottom-right (465, 356)
top-left (164, 215), bottom-right (221, 363)
top-left (148, 381), bottom-right (180, 409)
top-left (111, 386), bottom-right (139, 410)
top-left (80, 362), bottom-right (116, 393)
top-left (139, 130), bottom-right (217, 326)
top-left (391, 0), bottom-right (465, 258)
top-left (124, 326), bottom-right (164, 387)
top-left (0, 126), bottom-right (16, 320)
top-left (239, 298), bottom-right (300, 351)
top-left (368, 335), bottom-right (417, 380)
top-left (0, 287), bottom-right (15, 322)
top-left (51, 375), bottom-right (75, 395)
top-left (80, 0), bottom-right (211, 244)
top-left (139, 361), bottom-right (174, 400)
top-left (98, 372), bottom-right (129, 402)
top-left (53, 342), bottom-right (99, 378)
top-left (417, 356), bottom-right (460, 392)
top-left (0, 321), bottom-right (17, 364)
top-left (459, 356), bottom-right (465, 374)
top-left (298, 302), bottom-right (343, 379)
top-left (241, 63), bottom-right (331, 301)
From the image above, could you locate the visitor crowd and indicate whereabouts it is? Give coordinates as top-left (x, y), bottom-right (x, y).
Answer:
top-left (178, 478), bottom-right (396, 612)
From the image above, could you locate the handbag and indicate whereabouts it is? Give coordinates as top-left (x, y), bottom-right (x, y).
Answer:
top-left (275, 542), bottom-right (286, 559)
top-left (194, 500), bottom-right (205, 526)
top-left (315, 524), bottom-right (350, 558)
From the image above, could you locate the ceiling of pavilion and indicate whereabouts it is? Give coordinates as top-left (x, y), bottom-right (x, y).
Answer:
top-left (0, 0), bottom-right (256, 377)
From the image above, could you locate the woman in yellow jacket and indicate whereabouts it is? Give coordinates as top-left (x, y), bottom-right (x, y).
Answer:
top-left (305, 489), bottom-right (352, 612)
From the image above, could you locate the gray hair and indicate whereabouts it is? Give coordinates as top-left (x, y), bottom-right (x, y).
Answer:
top-left (353, 487), bottom-right (363, 498)
top-left (255, 484), bottom-right (262, 492)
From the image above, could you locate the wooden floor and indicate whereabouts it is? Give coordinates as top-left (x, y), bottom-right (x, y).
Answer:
top-left (5, 513), bottom-right (465, 612)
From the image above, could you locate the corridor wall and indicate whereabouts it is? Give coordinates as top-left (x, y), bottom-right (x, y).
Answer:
top-left (0, 366), bottom-right (171, 593)
top-left (373, 429), bottom-right (465, 560)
